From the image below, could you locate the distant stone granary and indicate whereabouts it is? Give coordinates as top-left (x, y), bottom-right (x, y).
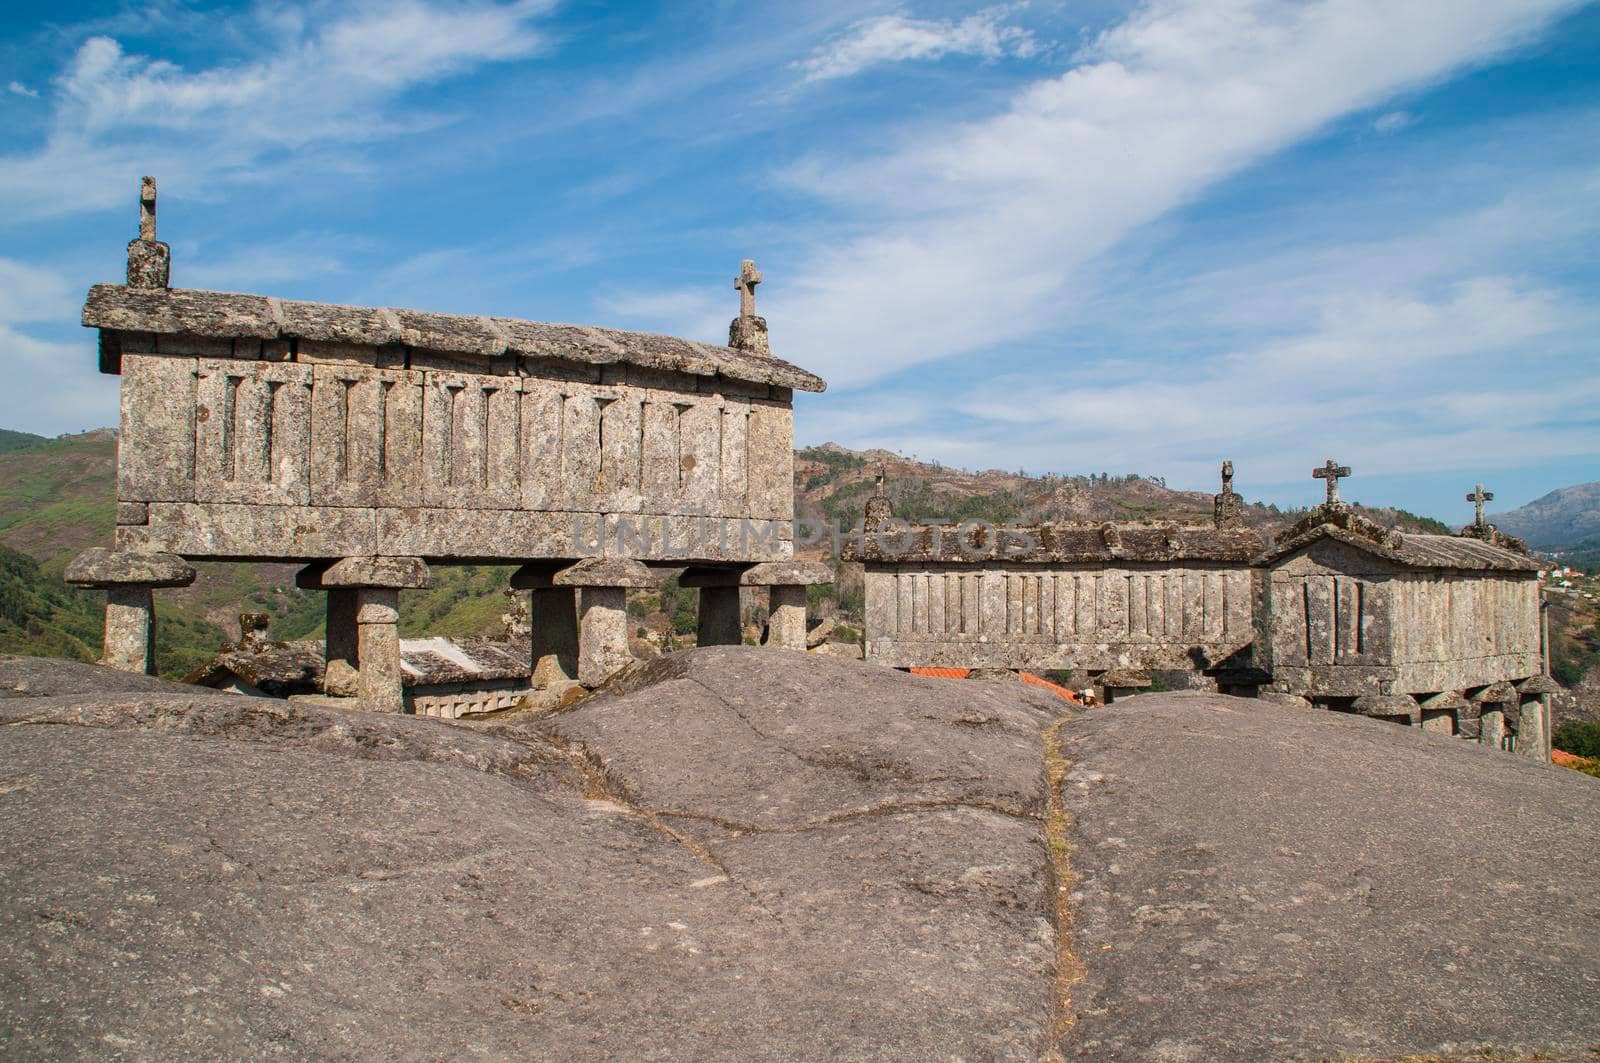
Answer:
top-left (852, 459), bottom-right (1557, 759)
top-left (1255, 462), bottom-right (1553, 757)
top-left (68, 178), bottom-right (829, 706)
top-left (846, 464), bottom-right (1265, 697)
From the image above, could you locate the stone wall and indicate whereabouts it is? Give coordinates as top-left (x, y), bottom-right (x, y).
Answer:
top-left (109, 344), bottom-right (794, 562)
top-left (864, 562), bottom-right (1255, 671)
top-left (1262, 537), bottom-right (1541, 697)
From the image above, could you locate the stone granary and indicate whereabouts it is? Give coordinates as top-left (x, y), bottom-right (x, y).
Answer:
top-left (851, 460), bottom-right (1557, 759)
top-left (845, 464), bottom-right (1265, 698)
top-left (1255, 462), bottom-right (1554, 758)
top-left (68, 178), bottom-right (829, 707)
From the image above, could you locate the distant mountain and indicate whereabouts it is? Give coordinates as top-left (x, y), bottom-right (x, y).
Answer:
top-left (1490, 482), bottom-right (1600, 550)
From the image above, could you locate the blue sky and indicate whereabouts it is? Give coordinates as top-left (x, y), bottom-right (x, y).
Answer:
top-left (1, 0), bottom-right (1596, 524)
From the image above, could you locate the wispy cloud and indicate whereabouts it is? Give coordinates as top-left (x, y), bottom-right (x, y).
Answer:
top-left (0, 0), bottom-right (556, 222)
top-left (6, 81), bottom-right (39, 98)
top-left (796, 5), bottom-right (1038, 82)
top-left (1373, 109), bottom-right (1417, 134)
top-left (762, 0), bottom-right (1586, 389)
top-left (0, 258), bottom-right (112, 433)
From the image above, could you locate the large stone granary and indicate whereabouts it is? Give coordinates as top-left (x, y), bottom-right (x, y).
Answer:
top-left (68, 179), bottom-right (829, 705)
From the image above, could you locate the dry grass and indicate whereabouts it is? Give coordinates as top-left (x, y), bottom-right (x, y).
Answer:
top-left (1040, 715), bottom-right (1084, 1060)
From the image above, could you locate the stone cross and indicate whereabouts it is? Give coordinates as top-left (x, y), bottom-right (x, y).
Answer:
top-left (1213, 459), bottom-right (1244, 529)
top-left (734, 259), bottom-right (762, 318)
top-left (1312, 459), bottom-right (1352, 507)
top-left (1467, 483), bottom-right (1494, 529)
top-left (126, 175), bottom-right (172, 290)
top-left (139, 176), bottom-right (158, 241)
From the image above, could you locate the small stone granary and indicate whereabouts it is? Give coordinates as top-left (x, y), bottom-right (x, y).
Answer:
top-left (852, 460), bottom-right (1556, 758)
top-left (68, 178), bottom-right (829, 707)
top-left (1255, 462), bottom-right (1553, 757)
top-left (845, 465), bottom-right (1265, 697)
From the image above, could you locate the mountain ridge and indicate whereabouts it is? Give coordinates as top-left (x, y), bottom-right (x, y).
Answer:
top-left (1491, 481), bottom-right (1600, 551)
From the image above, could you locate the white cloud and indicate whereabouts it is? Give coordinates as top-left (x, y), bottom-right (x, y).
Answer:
top-left (763, 0), bottom-right (1585, 389)
top-left (1373, 109), bottom-right (1416, 134)
top-left (6, 81), bottom-right (39, 98)
top-left (0, 0), bottom-right (555, 222)
top-left (0, 258), bottom-right (115, 434)
top-left (0, 258), bottom-right (79, 323)
top-left (797, 6), bottom-right (1037, 82)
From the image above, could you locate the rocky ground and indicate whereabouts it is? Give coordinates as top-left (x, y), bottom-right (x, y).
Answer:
top-left (1, 649), bottom-right (1597, 1061)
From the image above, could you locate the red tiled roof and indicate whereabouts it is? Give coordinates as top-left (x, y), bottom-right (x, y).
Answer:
top-left (909, 666), bottom-right (1085, 705)
top-left (910, 667), bottom-right (972, 680)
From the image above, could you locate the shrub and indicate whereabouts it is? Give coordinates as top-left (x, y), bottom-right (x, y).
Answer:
top-left (1553, 720), bottom-right (1600, 760)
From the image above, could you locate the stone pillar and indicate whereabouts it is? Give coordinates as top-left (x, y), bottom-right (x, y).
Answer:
top-left (1481, 706), bottom-right (1506, 750)
top-left (698, 586), bottom-right (743, 647)
top-left (1419, 710), bottom-right (1456, 736)
top-left (577, 588), bottom-right (630, 687)
top-left (65, 548), bottom-right (195, 675)
top-left (1515, 675), bottom-right (1561, 762)
top-left (298, 557), bottom-right (430, 711)
top-left (104, 587), bottom-right (156, 673)
top-left (512, 564), bottom-right (580, 688)
top-left (765, 585), bottom-right (808, 650)
top-left (679, 567), bottom-right (750, 648)
top-left (553, 558), bottom-right (658, 688)
top-left (1471, 682), bottom-right (1517, 752)
top-left (741, 560), bottom-right (834, 652)
top-left (356, 589), bottom-right (402, 707)
top-left (325, 589), bottom-right (360, 673)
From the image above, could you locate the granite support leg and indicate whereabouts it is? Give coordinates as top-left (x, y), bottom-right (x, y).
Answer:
top-left (103, 587), bottom-right (156, 674)
top-left (1420, 710), bottom-right (1456, 736)
top-left (325, 588), bottom-right (360, 672)
top-left (577, 587), bottom-right (631, 687)
top-left (530, 587), bottom-right (580, 688)
top-left (1480, 706), bottom-right (1507, 751)
top-left (1516, 698), bottom-right (1546, 761)
top-left (697, 586), bottom-right (743, 647)
top-left (764, 585), bottom-right (808, 650)
top-left (355, 589), bottom-right (403, 710)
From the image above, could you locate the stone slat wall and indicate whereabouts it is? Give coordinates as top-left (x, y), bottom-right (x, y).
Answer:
top-left (864, 563), bottom-right (1254, 671)
top-left (111, 348), bottom-right (794, 562)
top-left (1264, 540), bottom-right (1541, 697)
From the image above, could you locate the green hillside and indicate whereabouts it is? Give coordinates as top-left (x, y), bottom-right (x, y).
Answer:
top-left (0, 429), bottom-right (48, 453)
top-left (0, 432), bottom-right (522, 677)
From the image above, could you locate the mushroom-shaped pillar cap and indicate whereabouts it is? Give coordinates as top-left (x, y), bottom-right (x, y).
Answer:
top-left (1471, 682), bottom-right (1519, 704)
top-left (1416, 691), bottom-right (1471, 711)
top-left (1100, 669), bottom-right (1153, 689)
top-left (1515, 674), bottom-right (1562, 696)
top-left (297, 556), bottom-right (431, 590)
top-left (739, 560), bottom-right (834, 587)
top-left (553, 557), bottom-right (658, 589)
top-left (65, 548), bottom-right (195, 589)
